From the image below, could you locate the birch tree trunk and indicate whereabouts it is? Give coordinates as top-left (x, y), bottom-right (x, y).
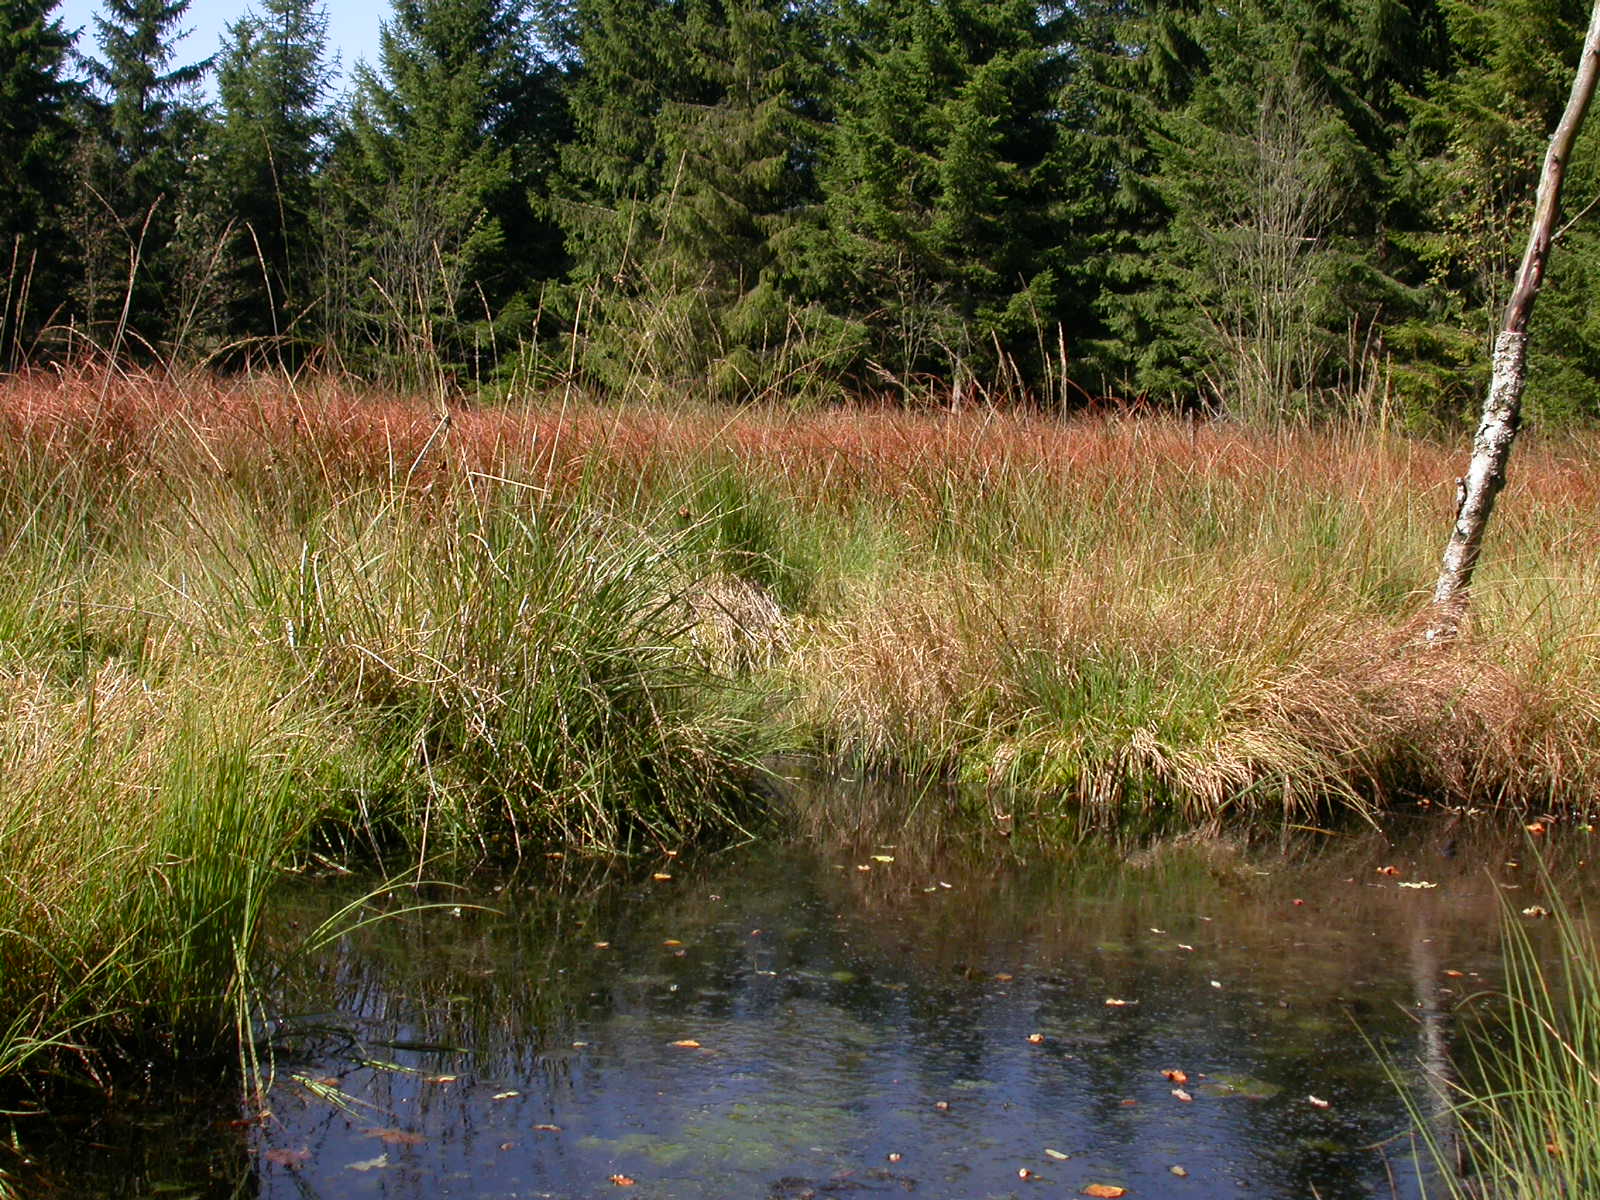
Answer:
top-left (1426, 0), bottom-right (1600, 643)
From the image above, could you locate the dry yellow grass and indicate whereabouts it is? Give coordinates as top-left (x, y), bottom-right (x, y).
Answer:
top-left (2, 367), bottom-right (1596, 843)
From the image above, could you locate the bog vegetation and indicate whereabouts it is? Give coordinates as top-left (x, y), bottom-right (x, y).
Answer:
top-left (6, 0), bottom-right (1600, 1191)
top-left (1, 368), bottom-right (1598, 1086)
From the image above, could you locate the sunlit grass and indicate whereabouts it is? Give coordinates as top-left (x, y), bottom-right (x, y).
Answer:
top-left (2, 366), bottom-right (1599, 1082)
top-left (1401, 872), bottom-right (1600, 1199)
top-left (0, 369), bottom-right (775, 1080)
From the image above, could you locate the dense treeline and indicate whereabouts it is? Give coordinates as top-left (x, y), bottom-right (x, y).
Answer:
top-left (5, 0), bottom-right (1600, 424)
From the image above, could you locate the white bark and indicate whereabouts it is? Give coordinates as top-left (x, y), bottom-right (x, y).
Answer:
top-left (1427, 332), bottom-right (1527, 639)
top-left (1426, 0), bottom-right (1600, 642)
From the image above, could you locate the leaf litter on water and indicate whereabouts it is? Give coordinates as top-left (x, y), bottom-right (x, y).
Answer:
top-left (364, 1128), bottom-right (426, 1146)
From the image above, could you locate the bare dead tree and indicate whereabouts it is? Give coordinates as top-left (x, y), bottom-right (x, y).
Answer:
top-left (1427, 0), bottom-right (1600, 642)
top-left (1210, 72), bottom-right (1340, 424)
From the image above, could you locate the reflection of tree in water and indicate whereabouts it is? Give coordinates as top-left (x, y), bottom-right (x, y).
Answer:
top-left (234, 823), bottom-right (1535, 1199)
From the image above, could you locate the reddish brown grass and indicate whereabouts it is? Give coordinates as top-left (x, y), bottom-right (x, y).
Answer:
top-left (5, 366), bottom-right (1595, 519)
top-left (7, 367), bottom-right (1598, 826)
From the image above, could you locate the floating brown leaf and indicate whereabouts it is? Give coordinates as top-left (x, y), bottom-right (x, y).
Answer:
top-left (1308, 1095), bottom-right (1331, 1109)
top-left (1045, 1148), bottom-right (1070, 1161)
top-left (1161, 1069), bottom-right (1188, 1084)
top-left (533, 1124), bottom-right (562, 1132)
top-left (366, 1128), bottom-right (425, 1146)
top-left (652, 873), bottom-right (673, 882)
top-left (609, 1174), bottom-right (637, 1187)
top-left (1172, 1088), bottom-right (1193, 1102)
top-left (1082, 1185), bottom-right (1127, 1198)
top-left (1027, 1032), bottom-right (1045, 1044)
top-left (263, 1147), bottom-right (310, 1169)
top-left (1104, 997), bottom-right (1137, 1007)
top-left (671, 1039), bottom-right (702, 1048)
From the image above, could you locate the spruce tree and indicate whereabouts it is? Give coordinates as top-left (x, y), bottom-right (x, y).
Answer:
top-left (205, 0), bottom-right (333, 358)
top-left (1092, 0), bottom-right (1449, 418)
top-left (334, 0), bottom-right (562, 384)
top-left (795, 0), bottom-right (1082, 396)
top-left (0, 0), bottom-right (79, 365)
top-left (554, 0), bottom-right (832, 399)
top-left (1067, 0), bottom-right (1205, 399)
top-left (1394, 0), bottom-right (1600, 423)
top-left (78, 0), bottom-right (210, 352)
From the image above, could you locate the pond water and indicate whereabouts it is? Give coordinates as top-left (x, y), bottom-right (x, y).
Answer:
top-left (21, 819), bottom-right (1586, 1199)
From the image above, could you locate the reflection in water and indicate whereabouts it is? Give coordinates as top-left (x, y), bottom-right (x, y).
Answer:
top-left (21, 822), bottom-right (1583, 1198)
top-left (244, 828), bottom-right (1543, 1200)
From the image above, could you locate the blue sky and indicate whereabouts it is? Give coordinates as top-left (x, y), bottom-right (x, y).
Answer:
top-left (55, 0), bottom-right (388, 95)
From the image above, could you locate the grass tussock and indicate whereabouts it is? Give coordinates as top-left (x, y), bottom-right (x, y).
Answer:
top-left (1, 365), bottom-right (1599, 1077)
top-left (0, 662), bottom-right (312, 1075)
top-left (1403, 874), bottom-right (1600, 1199)
top-left (0, 368), bottom-right (775, 1078)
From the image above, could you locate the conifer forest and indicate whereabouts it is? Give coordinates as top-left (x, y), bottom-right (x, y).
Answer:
top-left (7, 0), bottom-right (1600, 427)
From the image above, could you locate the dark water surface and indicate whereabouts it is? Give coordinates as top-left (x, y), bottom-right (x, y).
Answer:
top-left (23, 823), bottom-right (1587, 1198)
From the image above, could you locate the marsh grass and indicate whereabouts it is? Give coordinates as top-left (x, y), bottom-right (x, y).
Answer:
top-left (0, 668), bottom-right (314, 1075)
top-left (2, 367), bottom-right (1599, 1083)
top-left (1400, 867), bottom-right (1600, 1199)
top-left (0, 369), bottom-right (775, 1081)
top-left (762, 416), bottom-right (1600, 833)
